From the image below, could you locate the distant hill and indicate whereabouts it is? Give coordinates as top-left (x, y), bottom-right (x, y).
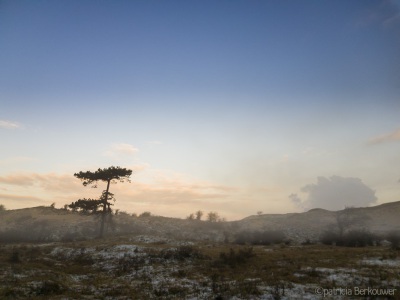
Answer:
top-left (0, 201), bottom-right (399, 243)
top-left (236, 201), bottom-right (400, 242)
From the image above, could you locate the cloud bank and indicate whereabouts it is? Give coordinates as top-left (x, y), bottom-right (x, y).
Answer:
top-left (0, 168), bottom-right (235, 217)
top-left (290, 176), bottom-right (377, 211)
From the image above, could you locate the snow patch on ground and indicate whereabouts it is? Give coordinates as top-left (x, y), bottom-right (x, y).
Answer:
top-left (360, 258), bottom-right (400, 267)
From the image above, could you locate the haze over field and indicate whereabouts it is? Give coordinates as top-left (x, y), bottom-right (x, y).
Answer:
top-left (0, 0), bottom-right (399, 220)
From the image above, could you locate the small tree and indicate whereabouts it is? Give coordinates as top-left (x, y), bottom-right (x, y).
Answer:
top-left (0, 204), bottom-right (6, 211)
top-left (195, 210), bottom-right (203, 220)
top-left (207, 211), bottom-right (220, 222)
top-left (187, 213), bottom-right (195, 220)
top-left (74, 166), bottom-right (132, 238)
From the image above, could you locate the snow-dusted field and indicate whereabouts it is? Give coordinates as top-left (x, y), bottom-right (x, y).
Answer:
top-left (1, 235), bottom-right (399, 299)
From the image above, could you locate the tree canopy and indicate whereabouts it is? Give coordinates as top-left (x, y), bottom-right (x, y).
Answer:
top-left (72, 166), bottom-right (132, 237)
top-left (74, 166), bottom-right (132, 187)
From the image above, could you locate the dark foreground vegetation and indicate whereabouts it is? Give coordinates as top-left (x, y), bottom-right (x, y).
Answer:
top-left (1, 199), bottom-right (400, 298)
top-left (1, 234), bottom-right (400, 299)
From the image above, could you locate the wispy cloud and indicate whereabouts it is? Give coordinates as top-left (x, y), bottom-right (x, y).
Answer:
top-left (122, 182), bottom-right (229, 205)
top-left (0, 193), bottom-right (47, 205)
top-left (356, 0), bottom-right (400, 30)
top-left (0, 169), bottom-right (235, 212)
top-left (383, 12), bottom-right (400, 28)
top-left (368, 128), bottom-right (400, 145)
top-left (383, 0), bottom-right (400, 29)
top-left (0, 172), bottom-right (83, 193)
top-left (0, 156), bottom-right (36, 165)
top-left (0, 120), bottom-right (21, 129)
top-left (119, 169), bottom-right (235, 205)
top-left (103, 143), bottom-right (139, 157)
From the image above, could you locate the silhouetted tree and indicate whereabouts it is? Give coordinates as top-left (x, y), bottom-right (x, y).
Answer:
top-left (68, 198), bottom-right (103, 214)
top-left (74, 166), bottom-right (132, 237)
top-left (207, 211), bottom-right (220, 222)
top-left (195, 210), bottom-right (203, 220)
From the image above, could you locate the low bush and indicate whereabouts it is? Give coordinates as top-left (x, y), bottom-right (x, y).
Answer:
top-left (161, 245), bottom-right (203, 261)
top-left (234, 230), bottom-right (286, 245)
top-left (320, 229), bottom-right (378, 247)
top-left (139, 211), bottom-right (152, 217)
top-left (9, 250), bottom-right (20, 263)
top-left (217, 247), bottom-right (255, 267)
top-left (34, 281), bottom-right (65, 296)
top-left (386, 230), bottom-right (400, 249)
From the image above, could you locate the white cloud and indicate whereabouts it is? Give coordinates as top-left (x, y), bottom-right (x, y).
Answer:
top-left (368, 128), bottom-right (400, 144)
top-left (290, 176), bottom-right (377, 211)
top-left (0, 120), bottom-right (21, 129)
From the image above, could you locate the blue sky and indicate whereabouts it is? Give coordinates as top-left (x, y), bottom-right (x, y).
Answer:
top-left (1, 0), bottom-right (399, 219)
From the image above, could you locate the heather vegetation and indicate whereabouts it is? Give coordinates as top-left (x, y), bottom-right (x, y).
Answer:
top-left (1, 234), bottom-right (400, 299)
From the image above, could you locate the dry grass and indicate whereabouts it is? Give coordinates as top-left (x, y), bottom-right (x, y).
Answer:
top-left (0, 236), bottom-right (399, 299)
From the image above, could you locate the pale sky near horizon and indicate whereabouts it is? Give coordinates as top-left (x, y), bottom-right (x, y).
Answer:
top-left (1, 0), bottom-right (399, 220)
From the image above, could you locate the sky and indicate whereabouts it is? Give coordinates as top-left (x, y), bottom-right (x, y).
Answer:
top-left (0, 0), bottom-right (399, 220)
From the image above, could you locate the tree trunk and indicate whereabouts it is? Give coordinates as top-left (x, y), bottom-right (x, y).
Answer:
top-left (99, 179), bottom-right (111, 238)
